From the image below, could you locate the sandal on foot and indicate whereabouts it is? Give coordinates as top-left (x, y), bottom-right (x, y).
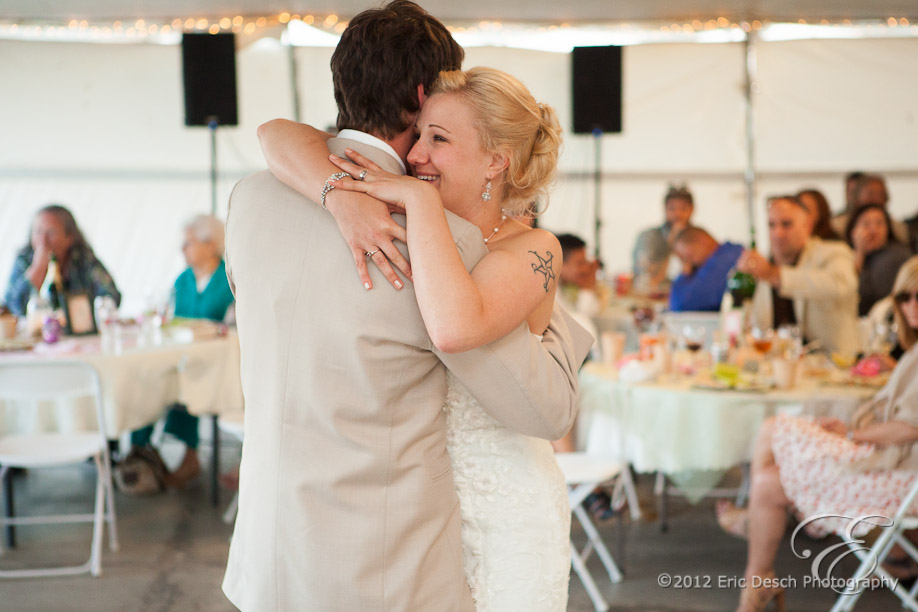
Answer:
top-left (584, 491), bottom-right (616, 522)
top-left (716, 499), bottom-right (749, 540)
top-left (881, 554), bottom-right (918, 581)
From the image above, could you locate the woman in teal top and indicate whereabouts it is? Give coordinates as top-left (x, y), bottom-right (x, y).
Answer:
top-left (173, 258), bottom-right (234, 321)
top-left (125, 215), bottom-right (234, 492)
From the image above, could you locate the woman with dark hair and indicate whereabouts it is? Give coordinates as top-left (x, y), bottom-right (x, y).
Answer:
top-left (3, 204), bottom-right (120, 316)
top-left (796, 188), bottom-right (841, 241)
top-left (845, 203), bottom-right (912, 316)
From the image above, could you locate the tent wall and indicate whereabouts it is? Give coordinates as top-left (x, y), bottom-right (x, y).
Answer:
top-left (1, 37), bottom-right (916, 313)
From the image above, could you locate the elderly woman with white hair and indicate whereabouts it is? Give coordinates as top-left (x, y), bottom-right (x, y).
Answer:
top-left (118, 214), bottom-right (235, 493)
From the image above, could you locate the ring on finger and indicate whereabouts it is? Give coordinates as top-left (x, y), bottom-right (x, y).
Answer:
top-left (365, 248), bottom-right (380, 258)
top-left (358, 170), bottom-right (369, 181)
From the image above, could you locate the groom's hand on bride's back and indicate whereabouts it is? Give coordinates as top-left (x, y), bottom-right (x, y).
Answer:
top-left (325, 188), bottom-right (411, 291)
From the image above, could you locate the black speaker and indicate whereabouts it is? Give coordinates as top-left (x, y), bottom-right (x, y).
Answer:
top-left (182, 33), bottom-right (238, 126)
top-left (571, 46), bottom-right (622, 134)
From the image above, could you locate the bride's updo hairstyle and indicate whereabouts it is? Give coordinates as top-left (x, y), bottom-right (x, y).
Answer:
top-left (430, 67), bottom-right (562, 215)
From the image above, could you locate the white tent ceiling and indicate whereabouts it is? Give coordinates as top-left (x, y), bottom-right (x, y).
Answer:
top-left (2, 0), bottom-right (916, 24)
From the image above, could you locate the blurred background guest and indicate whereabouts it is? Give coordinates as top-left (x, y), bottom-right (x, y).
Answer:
top-left (737, 195), bottom-right (859, 355)
top-left (3, 204), bottom-right (120, 317)
top-left (842, 170), bottom-right (865, 213)
top-left (557, 233), bottom-right (601, 318)
top-left (845, 204), bottom-right (913, 316)
top-left (832, 173), bottom-right (909, 243)
top-left (906, 203), bottom-right (918, 253)
top-left (669, 227), bottom-right (743, 312)
top-left (552, 232), bottom-right (613, 520)
top-left (796, 188), bottom-right (841, 241)
top-left (120, 214), bottom-right (234, 493)
top-left (632, 184), bottom-right (694, 294)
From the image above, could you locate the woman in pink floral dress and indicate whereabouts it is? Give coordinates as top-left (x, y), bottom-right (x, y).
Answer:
top-left (730, 256), bottom-right (918, 612)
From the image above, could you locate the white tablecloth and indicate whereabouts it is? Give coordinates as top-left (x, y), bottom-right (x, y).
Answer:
top-left (0, 328), bottom-right (243, 437)
top-left (578, 362), bottom-right (875, 474)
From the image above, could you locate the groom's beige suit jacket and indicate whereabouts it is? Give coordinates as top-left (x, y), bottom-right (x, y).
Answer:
top-left (222, 136), bottom-right (591, 612)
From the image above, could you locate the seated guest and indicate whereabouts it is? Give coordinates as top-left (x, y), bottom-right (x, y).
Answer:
top-left (843, 170), bottom-right (865, 211)
top-left (121, 215), bottom-right (234, 493)
top-left (845, 204), bottom-right (912, 316)
top-left (554, 233), bottom-right (614, 519)
top-left (737, 195), bottom-right (859, 355)
top-left (632, 184), bottom-right (694, 293)
top-left (719, 256), bottom-right (918, 612)
top-left (669, 228), bottom-right (743, 312)
top-left (907, 205), bottom-right (918, 253)
top-left (557, 233), bottom-right (601, 318)
top-left (832, 173), bottom-right (909, 243)
top-left (3, 204), bottom-right (120, 316)
top-left (796, 188), bottom-right (841, 241)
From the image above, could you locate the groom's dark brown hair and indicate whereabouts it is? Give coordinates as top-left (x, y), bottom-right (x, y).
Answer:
top-left (331, 0), bottom-right (464, 140)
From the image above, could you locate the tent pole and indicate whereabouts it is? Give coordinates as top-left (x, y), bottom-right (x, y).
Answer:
top-left (209, 119), bottom-right (218, 216)
top-left (743, 32), bottom-right (758, 247)
top-left (593, 128), bottom-right (603, 261)
top-left (287, 39), bottom-right (302, 123)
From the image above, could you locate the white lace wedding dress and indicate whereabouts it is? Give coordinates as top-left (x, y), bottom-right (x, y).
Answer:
top-left (445, 371), bottom-right (571, 611)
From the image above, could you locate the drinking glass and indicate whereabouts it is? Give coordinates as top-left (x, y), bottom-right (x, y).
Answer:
top-left (869, 321), bottom-right (896, 355)
top-left (776, 324), bottom-right (803, 359)
top-left (680, 325), bottom-right (707, 353)
top-left (750, 326), bottom-right (774, 355)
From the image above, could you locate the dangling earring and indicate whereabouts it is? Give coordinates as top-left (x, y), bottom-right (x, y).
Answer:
top-left (481, 180), bottom-right (492, 202)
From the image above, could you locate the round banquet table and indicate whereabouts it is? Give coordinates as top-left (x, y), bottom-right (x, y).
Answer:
top-left (578, 362), bottom-right (876, 475)
top-left (0, 326), bottom-right (243, 438)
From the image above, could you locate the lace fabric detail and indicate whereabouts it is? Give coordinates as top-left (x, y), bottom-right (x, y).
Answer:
top-left (444, 372), bottom-right (571, 611)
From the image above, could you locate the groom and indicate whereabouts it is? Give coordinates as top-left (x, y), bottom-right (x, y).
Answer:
top-left (222, 2), bottom-right (591, 611)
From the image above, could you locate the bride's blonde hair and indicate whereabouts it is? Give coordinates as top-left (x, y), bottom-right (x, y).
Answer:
top-left (430, 67), bottom-right (562, 216)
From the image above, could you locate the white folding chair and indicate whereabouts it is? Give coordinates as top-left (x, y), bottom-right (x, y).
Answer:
top-left (555, 452), bottom-right (624, 612)
top-left (217, 412), bottom-right (244, 524)
top-left (830, 476), bottom-right (918, 612)
top-left (0, 361), bottom-right (118, 578)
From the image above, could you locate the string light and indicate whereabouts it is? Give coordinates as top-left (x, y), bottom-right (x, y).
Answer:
top-left (0, 12), bottom-right (916, 46)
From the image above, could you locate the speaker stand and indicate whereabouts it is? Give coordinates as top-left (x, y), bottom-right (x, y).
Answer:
top-left (208, 118), bottom-right (218, 216)
top-left (592, 128), bottom-right (603, 261)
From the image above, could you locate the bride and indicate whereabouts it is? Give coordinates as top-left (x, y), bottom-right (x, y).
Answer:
top-left (261, 66), bottom-right (573, 611)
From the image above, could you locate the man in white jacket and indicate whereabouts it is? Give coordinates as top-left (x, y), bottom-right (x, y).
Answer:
top-left (736, 194), bottom-right (860, 355)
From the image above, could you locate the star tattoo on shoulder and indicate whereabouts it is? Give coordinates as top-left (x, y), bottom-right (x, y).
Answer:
top-left (529, 250), bottom-right (555, 293)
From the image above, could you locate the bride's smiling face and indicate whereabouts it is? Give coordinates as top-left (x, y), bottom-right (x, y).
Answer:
top-left (407, 93), bottom-right (496, 215)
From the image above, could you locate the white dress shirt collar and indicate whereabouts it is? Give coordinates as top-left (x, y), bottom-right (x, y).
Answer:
top-left (336, 129), bottom-right (407, 174)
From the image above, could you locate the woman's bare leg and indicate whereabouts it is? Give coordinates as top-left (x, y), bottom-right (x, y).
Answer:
top-left (745, 418), bottom-right (791, 580)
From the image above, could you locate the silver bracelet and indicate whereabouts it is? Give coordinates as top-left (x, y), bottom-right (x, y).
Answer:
top-left (320, 172), bottom-right (351, 210)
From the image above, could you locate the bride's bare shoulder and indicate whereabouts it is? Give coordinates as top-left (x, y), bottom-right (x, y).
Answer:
top-left (499, 226), bottom-right (561, 260)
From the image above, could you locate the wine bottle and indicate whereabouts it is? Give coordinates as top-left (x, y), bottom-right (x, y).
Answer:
top-left (725, 240), bottom-right (757, 305)
top-left (38, 254), bottom-right (70, 339)
top-left (39, 254), bottom-right (63, 311)
top-left (726, 269), bottom-right (756, 305)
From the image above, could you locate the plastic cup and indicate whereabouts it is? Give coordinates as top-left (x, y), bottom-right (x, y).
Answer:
top-left (773, 358), bottom-right (799, 389)
top-left (600, 331), bottom-right (626, 364)
top-left (0, 314), bottom-right (16, 339)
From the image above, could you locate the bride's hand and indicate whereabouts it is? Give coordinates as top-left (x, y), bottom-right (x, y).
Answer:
top-left (329, 149), bottom-right (437, 213)
top-left (325, 189), bottom-right (410, 291)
